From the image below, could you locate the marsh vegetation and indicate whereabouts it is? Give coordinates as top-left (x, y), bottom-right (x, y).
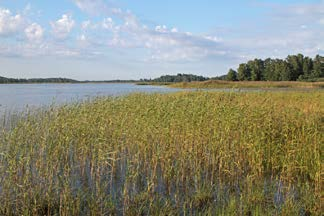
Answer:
top-left (0, 91), bottom-right (322, 215)
top-left (168, 80), bottom-right (324, 89)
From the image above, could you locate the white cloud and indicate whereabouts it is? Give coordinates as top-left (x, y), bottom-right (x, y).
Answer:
top-left (73, 0), bottom-right (106, 15)
top-left (78, 34), bottom-right (86, 41)
top-left (204, 36), bottom-right (222, 42)
top-left (72, 0), bottom-right (122, 16)
top-left (0, 39), bottom-right (101, 59)
top-left (25, 23), bottom-right (44, 41)
top-left (50, 14), bottom-right (75, 39)
top-left (71, 0), bottom-right (227, 62)
top-left (252, 2), bottom-right (324, 58)
top-left (123, 12), bottom-right (140, 30)
top-left (5, 0), bottom-right (322, 66)
top-left (102, 18), bottom-right (114, 30)
top-left (81, 20), bottom-right (91, 30)
top-left (320, 18), bottom-right (324, 25)
top-left (155, 25), bottom-right (168, 33)
top-left (0, 8), bottom-right (24, 36)
top-left (171, 28), bottom-right (178, 33)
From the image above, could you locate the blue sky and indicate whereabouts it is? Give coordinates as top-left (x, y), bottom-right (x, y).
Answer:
top-left (0, 0), bottom-right (323, 80)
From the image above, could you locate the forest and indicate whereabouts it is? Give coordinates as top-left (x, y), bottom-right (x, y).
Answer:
top-left (1, 54), bottom-right (324, 84)
top-left (227, 54), bottom-right (324, 81)
top-left (140, 74), bottom-right (209, 83)
top-left (0, 76), bottom-right (78, 84)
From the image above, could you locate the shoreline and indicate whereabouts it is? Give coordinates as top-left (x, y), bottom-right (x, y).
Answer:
top-left (139, 80), bottom-right (324, 89)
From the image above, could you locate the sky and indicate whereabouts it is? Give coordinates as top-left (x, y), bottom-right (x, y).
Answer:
top-left (0, 0), bottom-right (323, 80)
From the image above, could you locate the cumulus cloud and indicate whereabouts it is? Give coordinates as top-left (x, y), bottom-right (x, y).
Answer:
top-left (233, 1), bottom-right (324, 59)
top-left (25, 23), bottom-right (44, 41)
top-left (2, 0), bottom-right (323, 67)
top-left (155, 25), bottom-right (168, 33)
top-left (204, 36), bottom-right (222, 43)
top-left (71, 0), bottom-right (225, 61)
top-left (102, 17), bottom-right (114, 30)
top-left (81, 20), bottom-right (91, 30)
top-left (0, 38), bottom-right (103, 59)
top-left (0, 8), bottom-right (24, 36)
top-left (72, 0), bottom-right (122, 17)
top-left (72, 0), bottom-right (227, 62)
top-left (73, 0), bottom-right (106, 15)
top-left (171, 28), bottom-right (178, 33)
top-left (50, 14), bottom-right (75, 39)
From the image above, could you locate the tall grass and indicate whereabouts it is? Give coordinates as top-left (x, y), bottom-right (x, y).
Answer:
top-left (0, 92), bottom-right (323, 215)
top-left (168, 80), bottom-right (324, 89)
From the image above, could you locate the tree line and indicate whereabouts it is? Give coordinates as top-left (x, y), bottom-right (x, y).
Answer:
top-left (140, 73), bottom-right (208, 83)
top-left (0, 76), bottom-right (78, 84)
top-left (1, 74), bottom-right (208, 84)
top-left (227, 54), bottom-right (324, 81)
top-left (2, 54), bottom-right (323, 84)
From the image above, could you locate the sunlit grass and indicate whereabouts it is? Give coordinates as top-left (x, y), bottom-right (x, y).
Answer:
top-left (0, 91), bottom-right (323, 215)
top-left (167, 80), bottom-right (324, 89)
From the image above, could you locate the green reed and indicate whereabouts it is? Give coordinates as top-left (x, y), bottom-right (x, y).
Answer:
top-left (168, 80), bottom-right (324, 89)
top-left (0, 91), bottom-right (322, 215)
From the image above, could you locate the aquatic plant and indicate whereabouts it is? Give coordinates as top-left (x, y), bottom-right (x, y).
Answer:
top-left (168, 80), bottom-right (324, 89)
top-left (0, 91), bottom-right (322, 215)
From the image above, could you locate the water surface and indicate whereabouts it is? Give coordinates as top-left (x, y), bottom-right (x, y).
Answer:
top-left (1, 83), bottom-right (320, 115)
top-left (0, 83), bottom-right (181, 114)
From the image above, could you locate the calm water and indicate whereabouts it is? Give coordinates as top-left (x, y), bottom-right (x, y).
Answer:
top-left (0, 83), bottom-right (181, 114)
top-left (1, 83), bottom-right (319, 115)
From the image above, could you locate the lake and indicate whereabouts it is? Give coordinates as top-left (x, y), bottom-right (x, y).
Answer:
top-left (0, 83), bottom-right (181, 114)
top-left (1, 83), bottom-right (320, 115)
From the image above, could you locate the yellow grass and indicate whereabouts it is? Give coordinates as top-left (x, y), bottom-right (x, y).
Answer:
top-left (167, 80), bottom-right (324, 89)
top-left (0, 91), bottom-right (323, 215)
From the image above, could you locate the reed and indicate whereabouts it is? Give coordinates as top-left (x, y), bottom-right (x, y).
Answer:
top-left (168, 80), bottom-right (324, 89)
top-left (0, 91), bottom-right (322, 215)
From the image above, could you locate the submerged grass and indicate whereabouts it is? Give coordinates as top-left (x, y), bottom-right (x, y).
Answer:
top-left (0, 91), bottom-right (323, 215)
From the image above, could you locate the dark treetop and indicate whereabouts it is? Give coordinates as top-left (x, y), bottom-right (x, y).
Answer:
top-left (226, 54), bottom-right (324, 82)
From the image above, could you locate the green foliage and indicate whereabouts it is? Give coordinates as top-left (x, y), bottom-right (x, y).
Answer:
top-left (278, 60), bottom-right (291, 81)
top-left (0, 92), bottom-right (322, 215)
top-left (0, 76), bottom-right (78, 84)
top-left (286, 54), bottom-right (304, 80)
top-left (141, 73), bottom-right (209, 83)
top-left (226, 69), bottom-right (238, 81)
top-left (235, 54), bottom-right (324, 81)
top-left (248, 59), bottom-right (264, 81)
top-left (237, 63), bottom-right (251, 81)
top-left (312, 55), bottom-right (324, 79)
top-left (211, 74), bottom-right (227, 80)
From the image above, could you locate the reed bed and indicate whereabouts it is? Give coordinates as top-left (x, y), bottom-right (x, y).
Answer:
top-left (168, 80), bottom-right (324, 89)
top-left (0, 91), bottom-right (323, 215)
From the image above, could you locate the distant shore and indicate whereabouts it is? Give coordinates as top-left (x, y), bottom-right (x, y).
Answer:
top-left (0, 81), bottom-right (138, 85)
top-left (140, 80), bottom-right (324, 89)
top-left (2, 74), bottom-right (324, 90)
top-left (2, 80), bottom-right (324, 90)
